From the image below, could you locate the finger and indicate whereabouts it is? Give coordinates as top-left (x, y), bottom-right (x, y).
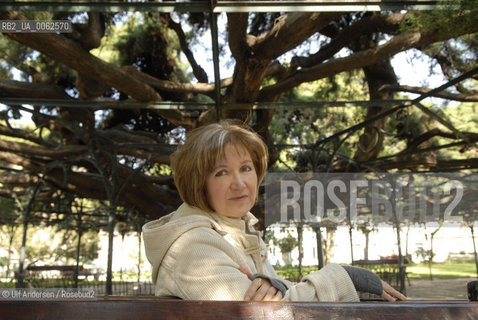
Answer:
top-left (239, 265), bottom-right (254, 280)
top-left (382, 281), bottom-right (407, 301)
top-left (272, 289), bottom-right (283, 301)
top-left (263, 286), bottom-right (279, 301)
top-left (252, 279), bottom-right (271, 301)
top-left (244, 278), bottom-right (262, 301)
top-left (382, 291), bottom-right (397, 302)
top-left (387, 289), bottom-right (407, 301)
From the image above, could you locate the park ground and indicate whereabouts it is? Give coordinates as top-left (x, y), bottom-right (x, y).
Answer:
top-left (406, 277), bottom-right (474, 300)
top-left (406, 261), bottom-right (476, 300)
top-left (276, 261), bottom-right (477, 300)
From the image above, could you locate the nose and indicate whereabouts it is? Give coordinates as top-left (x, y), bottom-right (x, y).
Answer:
top-left (231, 172), bottom-right (246, 190)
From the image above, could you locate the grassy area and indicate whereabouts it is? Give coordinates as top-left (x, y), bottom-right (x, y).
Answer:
top-left (274, 265), bottom-right (319, 281)
top-left (407, 260), bottom-right (478, 279)
top-left (274, 260), bottom-right (478, 281)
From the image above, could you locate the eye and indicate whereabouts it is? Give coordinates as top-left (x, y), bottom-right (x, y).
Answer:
top-left (214, 169), bottom-right (228, 177)
top-left (241, 165), bottom-right (253, 172)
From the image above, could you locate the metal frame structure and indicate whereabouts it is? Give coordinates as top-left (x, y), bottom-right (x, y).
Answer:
top-left (0, 0), bottom-right (471, 114)
top-left (0, 1), bottom-right (458, 13)
top-left (0, 1), bottom-right (476, 298)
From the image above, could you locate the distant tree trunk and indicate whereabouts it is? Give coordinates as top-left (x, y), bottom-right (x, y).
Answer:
top-left (323, 227), bottom-right (336, 265)
top-left (352, 45), bottom-right (398, 166)
top-left (74, 202), bottom-right (84, 289)
top-left (6, 226), bottom-right (16, 278)
top-left (390, 176), bottom-right (406, 294)
top-left (428, 241), bottom-right (433, 281)
top-left (428, 226), bottom-right (441, 281)
top-left (17, 217), bottom-right (29, 288)
top-left (137, 229), bottom-right (142, 288)
top-left (137, 213), bottom-right (145, 291)
top-left (119, 231), bottom-right (127, 282)
top-left (470, 224), bottom-right (478, 278)
top-left (106, 204), bottom-right (116, 295)
top-left (312, 224), bottom-right (324, 270)
top-left (394, 224), bottom-right (406, 292)
top-left (16, 183), bottom-right (41, 288)
top-left (91, 147), bottom-right (122, 296)
top-left (297, 223), bottom-right (303, 280)
top-left (364, 230), bottom-right (370, 261)
top-left (74, 228), bottom-right (82, 288)
top-left (282, 252), bottom-right (291, 266)
top-left (349, 226), bottom-right (354, 264)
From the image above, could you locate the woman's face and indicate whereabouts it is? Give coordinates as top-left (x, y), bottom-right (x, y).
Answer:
top-left (205, 143), bottom-right (258, 219)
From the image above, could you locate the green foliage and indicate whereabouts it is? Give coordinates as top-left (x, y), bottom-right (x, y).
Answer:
top-left (432, 103), bottom-right (476, 160)
top-left (277, 233), bottom-right (297, 254)
top-left (0, 197), bottom-right (17, 226)
top-left (0, 192), bottom-right (107, 272)
top-left (54, 231), bottom-right (100, 264)
top-left (415, 246), bottom-right (434, 262)
top-left (151, 164), bottom-right (172, 176)
top-left (443, 103), bottom-right (477, 131)
top-left (0, 36), bottom-right (32, 78)
top-left (269, 71), bottom-right (368, 172)
top-left (113, 13), bottom-right (185, 84)
top-left (263, 227), bottom-right (277, 246)
top-left (401, 0), bottom-right (478, 36)
top-left (96, 13), bottom-right (195, 132)
top-left (0, 12), bottom-right (77, 88)
top-left (274, 265), bottom-right (318, 281)
top-left (16, 226), bottom-right (100, 266)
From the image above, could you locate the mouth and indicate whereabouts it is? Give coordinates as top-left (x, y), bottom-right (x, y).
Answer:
top-left (229, 195), bottom-right (249, 201)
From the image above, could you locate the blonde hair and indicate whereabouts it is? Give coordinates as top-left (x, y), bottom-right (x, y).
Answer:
top-left (170, 120), bottom-right (268, 212)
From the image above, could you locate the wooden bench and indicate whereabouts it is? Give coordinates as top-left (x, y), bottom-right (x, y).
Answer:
top-left (26, 265), bottom-right (100, 280)
top-left (1, 297), bottom-right (478, 319)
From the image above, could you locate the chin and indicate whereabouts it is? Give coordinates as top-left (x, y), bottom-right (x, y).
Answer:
top-left (227, 211), bottom-right (248, 219)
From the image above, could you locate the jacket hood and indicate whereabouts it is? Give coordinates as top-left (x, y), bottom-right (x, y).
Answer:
top-left (143, 203), bottom-right (257, 284)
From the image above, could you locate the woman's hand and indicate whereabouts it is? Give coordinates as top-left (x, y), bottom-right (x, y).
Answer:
top-left (381, 280), bottom-right (407, 302)
top-left (239, 266), bottom-right (283, 301)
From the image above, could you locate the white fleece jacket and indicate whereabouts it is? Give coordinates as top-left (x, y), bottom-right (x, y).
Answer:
top-left (143, 203), bottom-right (359, 301)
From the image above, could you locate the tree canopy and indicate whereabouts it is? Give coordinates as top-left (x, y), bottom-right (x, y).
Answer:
top-left (0, 1), bottom-right (477, 223)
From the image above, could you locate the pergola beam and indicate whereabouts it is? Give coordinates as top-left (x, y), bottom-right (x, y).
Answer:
top-left (0, 1), bottom-right (457, 13)
top-left (0, 98), bottom-right (412, 110)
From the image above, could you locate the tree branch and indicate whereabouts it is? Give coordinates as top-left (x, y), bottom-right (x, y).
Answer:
top-left (0, 148), bottom-right (179, 219)
top-left (291, 12), bottom-right (407, 68)
top-left (405, 128), bottom-right (478, 152)
top-left (71, 12), bottom-right (105, 51)
top-left (0, 78), bottom-right (71, 99)
top-left (380, 84), bottom-right (478, 102)
top-left (259, 23), bottom-right (478, 101)
top-left (0, 138), bottom-right (87, 158)
top-left (3, 11), bottom-right (197, 128)
top-left (369, 158), bottom-right (478, 171)
top-left (252, 12), bottom-right (342, 60)
top-left (0, 123), bottom-right (53, 147)
top-left (160, 13), bottom-right (208, 83)
top-left (227, 13), bottom-right (251, 60)
top-left (122, 65), bottom-right (232, 96)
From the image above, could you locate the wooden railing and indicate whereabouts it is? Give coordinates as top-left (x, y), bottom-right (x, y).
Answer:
top-left (1, 297), bottom-right (478, 319)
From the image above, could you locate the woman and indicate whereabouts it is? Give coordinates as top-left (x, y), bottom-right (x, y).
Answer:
top-left (143, 120), bottom-right (406, 302)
